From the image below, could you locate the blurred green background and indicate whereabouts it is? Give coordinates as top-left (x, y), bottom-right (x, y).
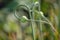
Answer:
top-left (0, 0), bottom-right (60, 40)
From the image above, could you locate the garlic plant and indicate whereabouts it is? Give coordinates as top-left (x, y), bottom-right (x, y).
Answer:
top-left (14, 0), bottom-right (59, 40)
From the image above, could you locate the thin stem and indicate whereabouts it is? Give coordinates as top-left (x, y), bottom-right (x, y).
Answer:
top-left (41, 13), bottom-right (58, 34)
top-left (29, 0), bottom-right (38, 40)
top-left (37, 0), bottom-right (43, 40)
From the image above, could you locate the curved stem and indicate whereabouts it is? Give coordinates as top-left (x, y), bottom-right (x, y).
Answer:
top-left (35, 10), bottom-right (58, 33)
top-left (14, 4), bottom-right (31, 40)
top-left (14, 4), bottom-right (30, 20)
